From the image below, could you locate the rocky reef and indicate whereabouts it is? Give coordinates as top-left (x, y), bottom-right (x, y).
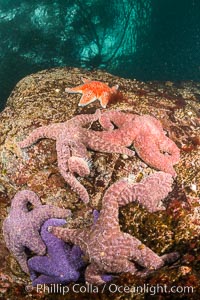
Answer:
top-left (0, 67), bottom-right (200, 299)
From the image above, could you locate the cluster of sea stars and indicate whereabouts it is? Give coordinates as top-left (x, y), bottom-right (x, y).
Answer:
top-left (3, 190), bottom-right (71, 274)
top-left (18, 108), bottom-right (179, 202)
top-left (49, 171), bottom-right (179, 284)
top-left (28, 212), bottom-right (113, 285)
top-left (18, 110), bottom-right (135, 203)
top-left (3, 172), bottom-right (179, 285)
top-left (28, 218), bottom-right (85, 285)
top-left (3, 79), bottom-right (181, 286)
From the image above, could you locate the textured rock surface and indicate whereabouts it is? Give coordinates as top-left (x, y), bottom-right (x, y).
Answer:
top-left (0, 67), bottom-right (200, 299)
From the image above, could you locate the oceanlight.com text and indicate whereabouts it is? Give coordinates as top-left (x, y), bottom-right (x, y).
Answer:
top-left (25, 283), bottom-right (194, 296)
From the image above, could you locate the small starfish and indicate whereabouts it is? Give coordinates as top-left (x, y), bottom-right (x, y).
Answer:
top-left (3, 190), bottom-right (71, 274)
top-left (65, 77), bottom-right (119, 108)
top-left (98, 110), bottom-right (180, 176)
top-left (49, 172), bottom-right (179, 285)
top-left (28, 218), bottom-right (85, 285)
top-left (18, 110), bottom-right (134, 203)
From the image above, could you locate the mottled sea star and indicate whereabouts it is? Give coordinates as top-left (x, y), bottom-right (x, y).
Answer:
top-left (49, 172), bottom-right (179, 284)
top-left (3, 190), bottom-right (71, 274)
top-left (98, 110), bottom-right (180, 176)
top-left (18, 110), bottom-right (134, 203)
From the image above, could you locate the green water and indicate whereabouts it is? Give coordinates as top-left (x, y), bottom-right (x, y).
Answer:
top-left (0, 0), bottom-right (200, 110)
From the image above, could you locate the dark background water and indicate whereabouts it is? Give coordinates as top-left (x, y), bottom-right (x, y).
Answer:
top-left (0, 0), bottom-right (200, 110)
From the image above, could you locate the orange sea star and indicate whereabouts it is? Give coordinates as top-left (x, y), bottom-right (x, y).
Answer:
top-left (65, 77), bottom-right (119, 108)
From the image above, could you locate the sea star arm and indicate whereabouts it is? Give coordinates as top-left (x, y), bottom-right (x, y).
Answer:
top-left (79, 92), bottom-right (97, 107)
top-left (68, 156), bottom-right (90, 177)
top-left (56, 132), bottom-right (88, 173)
top-left (56, 144), bottom-right (90, 203)
top-left (56, 134), bottom-right (71, 173)
top-left (23, 230), bottom-right (46, 256)
top-left (65, 85), bottom-right (97, 106)
top-left (159, 137), bottom-right (180, 164)
top-left (32, 275), bottom-right (61, 286)
top-left (123, 233), bottom-right (179, 273)
top-left (117, 171), bottom-right (173, 213)
top-left (28, 256), bottom-right (51, 275)
top-left (69, 245), bottom-right (85, 269)
top-left (48, 227), bottom-right (79, 245)
top-left (99, 172), bottom-right (172, 230)
top-left (18, 124), bottom-right (60, 148)
top-left (99, 110), bottom-right (136, 131)
top-left (12, 245), bottom-right (30, 274)
top-left (67, 109), bottom-right (100, 126)
top-left (85, 260), bottom-right (137, 285)
top-left (124, 234), bottom-right (164, 270)
top-left (68, 141), bottom-right (88, 159)
top-left (86, 131), bottom-right (135, 157)
top-left (97, 172), bottom-right (172, 244)
top-left (66, 84), bottom-right (98, 107)
top-left (60, 171), bottom-right (90, 203)
top-left (99, 92), bottom-right (111, 108)
top-left (93, 129), bottom-right (133, 147)
top-left (160, 252), bottom-right (180, 264)
top-left (99, 84), bottom-right (119, 108)
top-left (31, 205), bottom-right (71, 229)
top-left (108, 258), bottom-right (139, 274)
top-left (85, 263), bottom-right (106, 285)
top-left (40, 218), bottom-right (67, 252)
top-left (56, 136), bottom-right (90, 203)
top-left (11, 190), bottom-right (41, 211)
top-left (65, 85), bottom-right (85, 94)
top-left (98, 180), bottom-right (130, 229)
top-left (135, 252), bottom-right (180, 278)
top-left (134, 136), bottom-right (177, 176)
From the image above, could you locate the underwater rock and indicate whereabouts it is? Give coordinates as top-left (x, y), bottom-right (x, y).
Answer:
top-left (0, 67), bottom-right (199, 299)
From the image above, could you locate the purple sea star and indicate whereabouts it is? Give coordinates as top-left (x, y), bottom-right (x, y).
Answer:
top-left (29, 213), bottom-right (112, 285)
top-left (3, 190), bottom-right (71, 274)
top-left (28, 218), bottom-right (85, 285)
top-left (18, 110), bottom-right (134, 203)
top-left (98, 110), bottom-right (180, 176)
top-left (49, 172), bottom-right (179, 285)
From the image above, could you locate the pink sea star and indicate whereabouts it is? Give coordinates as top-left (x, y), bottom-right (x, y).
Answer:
top-left (3, 190), bottom-right (71, 274)
top-left (49, 172), bottom-right (179, 285)
top-left (98, 110), bottom-right (180, 176)
top-left (18, 110), bottom-right (134, 203)
top-left (65, 77), bottom-right (119, 108)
